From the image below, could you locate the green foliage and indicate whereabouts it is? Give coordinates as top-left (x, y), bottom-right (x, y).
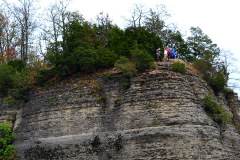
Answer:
top-left (0, 62), bottom-right (31, 107)
top-left (145, 104), bottom-right (157, 109)
top-left (107, 26), bottom-right (163, 58)
top-left (0, 122), bottom-right (18, 159)
top-left (114, 57), bottom-right (137, 77)
top-left (95, 46), bottom-right (117, 69)
top-left (107, 26), bottom-right (128, 57)
top-left (193, 58), bottom-right (213, 82)
top-left (46, 20), bottom-right (97, 76)
top-left (131, 43), bottom-right (155, 71)
top-left (172, 61), bottom-right (186, 74)
top-left (204, 95), bottom-right (232, 126)
top-left (98, 94), bottom-right (106, 101)
top-left (223, 87), bottom-right (233, 96)
top-left (187, 27), bottom-right (220, 61)
top-left (34, 67), bottom-right (66, 86)
top-left (0, 64), bottom-right (14, 95)
top-left (124, 27), bottom-right (163, 58)
top-left (4, 87), bottom-right (28, 107)
top-left (193, 57), bottom-right (226, 94)
top-left (210, 71), bottom-right (226, 93)
top-left (114, 56), bottom-right (137, 88)
top-left (7, 60), bottom-right (25, 72)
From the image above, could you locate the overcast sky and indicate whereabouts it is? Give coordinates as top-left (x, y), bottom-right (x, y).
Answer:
top-left (69, 0), bottom-right (240, 95)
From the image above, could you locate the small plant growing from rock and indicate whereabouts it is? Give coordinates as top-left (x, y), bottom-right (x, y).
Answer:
top-left (97, 94), bottom-right (107, 101)
top-left (219, 139), bottom-right (223, 144)
top-left (172, 61), bottom-right (186, 74)
top-left (145, 104), bottom-right (157, 109)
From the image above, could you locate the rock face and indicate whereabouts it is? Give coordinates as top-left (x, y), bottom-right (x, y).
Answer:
top-left (1, 62), bottom-right (240, 159)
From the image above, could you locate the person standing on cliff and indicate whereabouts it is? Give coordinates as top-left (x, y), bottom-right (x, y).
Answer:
top-left (156, 47), bottom-right (161, 62)
top-left (166, 47), bottom-right (170, 62)
top-left (164, 47), bottom-right (168, 63)
top-left (170, 46), bottom-right (177, 63)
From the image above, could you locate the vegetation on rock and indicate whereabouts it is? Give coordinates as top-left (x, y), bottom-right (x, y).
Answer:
top-left (204, 95), bottom-right (232, 126)
top-left (172, 61), bottom-right (186, 74)
top-left (0, 122), bottom-right (18, 160)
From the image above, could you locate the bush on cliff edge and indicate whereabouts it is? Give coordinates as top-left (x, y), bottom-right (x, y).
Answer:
top-left (172, 61), bottom-right (186, 74)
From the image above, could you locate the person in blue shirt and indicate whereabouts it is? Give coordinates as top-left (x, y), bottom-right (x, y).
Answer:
top-left (170, 47), bottom-right (177, 63)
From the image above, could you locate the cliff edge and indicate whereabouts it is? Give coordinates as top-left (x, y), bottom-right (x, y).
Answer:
top-left (1, 61), bottom-right (240, 159)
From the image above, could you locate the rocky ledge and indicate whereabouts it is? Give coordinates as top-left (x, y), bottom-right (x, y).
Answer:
top-left (1, 61), bottom-right (240, 159)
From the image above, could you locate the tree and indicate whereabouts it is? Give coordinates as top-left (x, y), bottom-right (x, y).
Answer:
top-left (95, 12), bottom-right (112, 46)
top-left (210, 71), bottom-right (226, 92)
top-left (3, 0), bottom-right (38, 63)
top-left (46, 20), bottom-right (96, 75)
top-left (0, 64), bottom-right (14, 95)
top-left (162, 29), bottom-right (190, 61)
top-left (42, 0), bottom-right (77, 55)
top-left (187, 26), bottom-right (220, 61)
top-left (107, 25), bottom-right (129, 57)
top-left (144, 4), bottom-right (170, 34)
top-left (0, 11), bottom-right (18, 63)
top-left (131, 42), bottom-right (155, 71)
top-left (124, 27), bottom-right (163, 58)
top-left (124, 4), bottom-right (147, 28)
top-left (217, 49), bottom-right (240, 91)
top-left (0, 13), bottom-right (7, 60)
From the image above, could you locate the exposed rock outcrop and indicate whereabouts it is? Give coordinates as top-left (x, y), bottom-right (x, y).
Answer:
top-left (1, 62), bottom-right (240, 159)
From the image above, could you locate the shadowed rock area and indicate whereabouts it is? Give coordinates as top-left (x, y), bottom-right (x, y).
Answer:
top-left (1, 61), bottom-right (240, 159)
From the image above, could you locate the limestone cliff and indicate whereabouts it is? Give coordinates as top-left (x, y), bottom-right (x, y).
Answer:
top-left (1, 62), bottom-right (240, 159)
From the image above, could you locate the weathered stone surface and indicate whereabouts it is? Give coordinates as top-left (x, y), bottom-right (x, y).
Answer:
top-left (0, 62), bottom-right (240, 159)
top-left (0, 98), bottom-right (18, 123)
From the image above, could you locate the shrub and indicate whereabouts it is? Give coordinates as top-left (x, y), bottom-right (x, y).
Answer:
top-left (131, 43), bottom-right (155, 71)
top-left (4, 86), bottom-right (28, 107)
top-left (34, 67), bottom-right (66, 86)
top-left (172, 61), bottom-right (186, 74)
top-left (7, 59), bottom-right (25, 72)
top-left (223, 87), bottom-right (233, 97)
top-left (114, 56), bottom-right (137, 78)
top-left (95, 46), bottom-right (118, 69)
top-left (0, 64), bottom-right (14, 95)
top-left (193, 59), bottom-right (213, 82)
top-left (114, 56), bottom-right (137, 88)
top-left (210, 71), bottom-right (226, 93)
top-left (0, 122), bottom-right (18, 159)
top-left (204, 95), bottom-right (232, 126)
